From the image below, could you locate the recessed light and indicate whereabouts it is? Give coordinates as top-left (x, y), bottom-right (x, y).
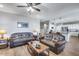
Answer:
top-left (0, 4), bottom-right (4, 8)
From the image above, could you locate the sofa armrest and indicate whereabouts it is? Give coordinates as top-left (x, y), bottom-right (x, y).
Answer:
top-left (55, 40), bottom-right (66, 47)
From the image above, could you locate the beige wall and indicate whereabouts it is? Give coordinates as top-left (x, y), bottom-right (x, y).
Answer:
top-left (0, 11), bottom-right (40, 37)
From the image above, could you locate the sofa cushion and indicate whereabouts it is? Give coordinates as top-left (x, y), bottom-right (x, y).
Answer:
top-left (41, 39), bottom-right (66, 47)
top-left (41, 40), bottom-right (55, 47)
top-left (53, 34), bottom-right (65, 41)
top-left (11, 32), bottom-right (33, 38)
top-left (45, 34), bottom-right (53, 41)
top-left (55, 40), bottom-right (66, 46)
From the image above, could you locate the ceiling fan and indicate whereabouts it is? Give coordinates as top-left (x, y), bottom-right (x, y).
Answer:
top-left (17, 3), bottom-right (41, 12)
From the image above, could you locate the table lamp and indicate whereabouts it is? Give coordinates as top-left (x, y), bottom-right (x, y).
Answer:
top-left (0, 30), bottom-right (7, 39)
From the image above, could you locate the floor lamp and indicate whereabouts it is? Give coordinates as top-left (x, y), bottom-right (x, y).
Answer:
top-left (0, 30), bottom-right (6, 39)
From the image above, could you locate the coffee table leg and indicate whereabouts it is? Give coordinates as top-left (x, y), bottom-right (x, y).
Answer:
top-left (37, 53), bottom-right (39, 56)
top-left (47, 48), bottom-right (50, 56)
top-left (38, 53), bottom-right (39, 56)
top-left (48, 50), bottom-right (49, 56)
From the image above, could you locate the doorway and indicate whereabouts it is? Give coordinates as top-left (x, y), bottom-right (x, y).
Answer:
top-left (40, 21), bottom-right (49, 35)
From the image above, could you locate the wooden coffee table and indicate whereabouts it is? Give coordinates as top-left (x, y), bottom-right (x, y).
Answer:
top-left (28, 41), bottom-right (49, 56)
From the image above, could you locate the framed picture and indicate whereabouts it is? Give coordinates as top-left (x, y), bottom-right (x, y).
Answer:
top-left (17, 22), bottom-right (28, 28)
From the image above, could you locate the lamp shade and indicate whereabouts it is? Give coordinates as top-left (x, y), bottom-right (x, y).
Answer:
top-left (0, 30), bottom-right (7, 34)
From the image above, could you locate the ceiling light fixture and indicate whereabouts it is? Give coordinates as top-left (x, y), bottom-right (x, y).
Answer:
top-left (26, 7), bottom-right (34, 15)
top-left (0, 4), bottom-right (4, 8)
top-left (27, 7), bottom-right (34, 12)
top-left (27, 7), bottom-right (31, 11)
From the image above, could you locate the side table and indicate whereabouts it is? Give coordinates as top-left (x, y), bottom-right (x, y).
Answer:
top-left (0, 40), bottom-right (8, 49)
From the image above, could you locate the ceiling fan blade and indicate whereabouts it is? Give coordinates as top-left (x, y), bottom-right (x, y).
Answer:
top-left (17, 5), bottom-right (27, 7)
top-left (29, 3), bottom-right (41, 6)
top-left (32, 7), bottom-right (40, 12)
top-left (34, 3), bottom-right (41, 5)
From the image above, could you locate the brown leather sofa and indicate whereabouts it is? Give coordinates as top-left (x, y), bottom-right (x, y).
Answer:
top-left (41, 40), bottom-right (66, 54)
top-left (40, 33), bottom-right (66, 54)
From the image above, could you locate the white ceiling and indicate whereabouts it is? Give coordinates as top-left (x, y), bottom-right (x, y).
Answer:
top-left (0, 3), bottom-right (79, 20)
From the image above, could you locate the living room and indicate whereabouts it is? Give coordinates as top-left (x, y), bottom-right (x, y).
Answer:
top-left (0, 3), bottom-right (79, 56)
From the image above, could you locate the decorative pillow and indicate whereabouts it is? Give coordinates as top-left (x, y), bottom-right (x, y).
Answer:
top-left (45, 34), bottom-right (53, 41)
top-left (15, 35), bottom-right (19, 39)
top-left (0, 40), bottom-right (7, 43)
